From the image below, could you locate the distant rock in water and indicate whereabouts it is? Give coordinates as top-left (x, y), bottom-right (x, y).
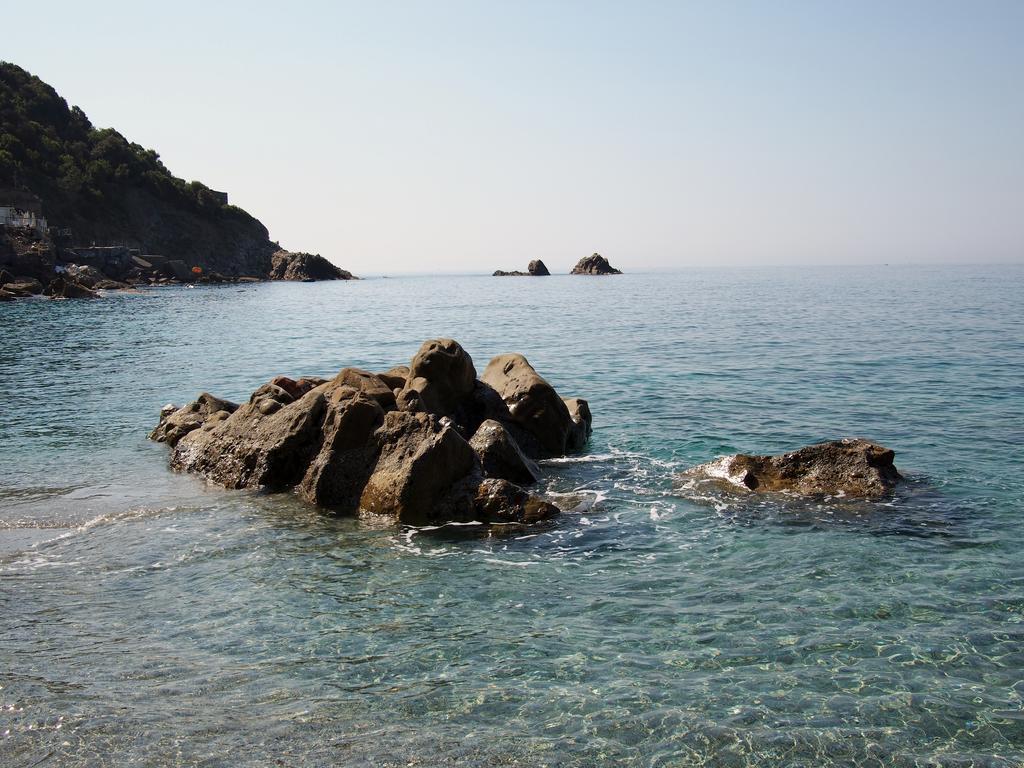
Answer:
top-left (151, 339), bottom-right (593, 527)
top-left (571, 253), bottom-right (622, 275)
top-left (493, 259), bottom-right (551, 277)
top-left (679, 439), bottom-right (902, 498)
top-left (269, 250), bottom-right (355, 282)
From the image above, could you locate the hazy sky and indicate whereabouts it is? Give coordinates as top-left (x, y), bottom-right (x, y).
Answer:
top-left (5, 1), bottom-right (1022, 273)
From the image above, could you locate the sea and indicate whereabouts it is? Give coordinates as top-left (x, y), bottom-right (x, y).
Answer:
top-left (1, 265), bottom-right (1022, 767)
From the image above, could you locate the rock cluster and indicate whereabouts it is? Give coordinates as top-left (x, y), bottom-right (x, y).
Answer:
top-left (571, 253), bottom-right (622, 275)
top-left (493, 259), bottom-right (551, 277)
top-left (679, 438), bottom-right (902, 498)
top-left (151, 339), bottom-right (592, 527)
top-left (269, 250), bottom-right (355, 282)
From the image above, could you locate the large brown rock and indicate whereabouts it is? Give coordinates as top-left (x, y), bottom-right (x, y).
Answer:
top-left (480, 353), bottom-right (575, 458)
top-left (563, 397), bottom-right (593, 451)
top-left (298, 394), bottom-right (385, 511)
top-left (528, 259), bottom-right (550, 276)
top-left (171, 386), bottom-right (327, 490)
top-left (149, 393), bottom-right (239, 447)
top-left (358, 411), bottom-right (479, 525)
top-left (44, 276), bottom-right (98, 299)
top-left (397, 338), bottom-right (477, 419)
top-left (470, 419), bottom-right (540, 485)
top-left (570, 253), bottom-right (622, 275)
top-left (377, 365), bottom-right (409, 391)
top-left (2, 277), bottom-right (44, 295)
top-left (331, 368), bottom-right (397, 410)
top-left (679, 438), bottom-right (902, 498)
top-left (473, 479), bottom-right (560, 525)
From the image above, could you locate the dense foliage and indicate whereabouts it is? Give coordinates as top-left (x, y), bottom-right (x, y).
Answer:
top-left (0, 62), bottom-right (246, 222)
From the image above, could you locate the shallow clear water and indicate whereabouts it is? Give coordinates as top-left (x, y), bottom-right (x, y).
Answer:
top-left (1, 266), bottom-right (1023, 767)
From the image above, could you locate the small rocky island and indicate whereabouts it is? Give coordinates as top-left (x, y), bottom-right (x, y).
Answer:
top-left (679, 438), bottom-right (902, 498)
top-left (571, 253), bottom-right (622, 275)
top-left (151, 339), bottom-right (592, 527)
top-left (493, 259), bottom-right (550, 277)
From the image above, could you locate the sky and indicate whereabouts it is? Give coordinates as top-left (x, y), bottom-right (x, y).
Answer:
top-left (4, 1), bottom-right (1022, 273)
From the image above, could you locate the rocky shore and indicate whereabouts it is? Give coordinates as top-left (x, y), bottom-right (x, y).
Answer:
top-left (151, 339), bottom-right (592, 528)
top-left (0, 233), bottom-right (355, 301)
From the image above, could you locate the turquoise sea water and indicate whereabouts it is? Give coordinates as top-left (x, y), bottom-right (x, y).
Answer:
top-left (1, 266), bottom-right (1023, 767)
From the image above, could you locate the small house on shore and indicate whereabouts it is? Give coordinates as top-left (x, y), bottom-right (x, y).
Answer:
top-left (0, 189), bottom-right (48, 235)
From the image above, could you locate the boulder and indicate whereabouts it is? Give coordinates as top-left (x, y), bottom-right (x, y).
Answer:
top-left (528, 259), bottom-right (550, 276)
top-left (397, 338), bottom-right (477, 420)
top-left (480, 353), bottom-right (575, 458)
top-left (470, 419), bottom-right (540, 485)
top-left (358, 411), bottom-right (479, 525)
top-left (298, 394), bottom-right (385, 511)
top-left (2, 277), bottom-right (44, 295)
top-left (570, 253), bottom-right (622, 275)
top-left (0, 289), bottom-right (15, 301)
top-left (44, 276), bottom-right (99, 299)
top-left (149, 392), bottom-right (240, 447)
top-left (679, 438), bottom-right (902, 498)
top-left (377, 365), bottom-right (409, 391)
top-left (473, 479), bottom-right (560, 525)
top-left (64, 264), bottom-right (107, 288)
top-left (563, 397), bottom-right (593, 451)
top-left (330, 368), bottom-right (396, 410)
top-left (171, 387), bottom-right (328, 490)
top-left (269, 250), bottom-right (355, 281)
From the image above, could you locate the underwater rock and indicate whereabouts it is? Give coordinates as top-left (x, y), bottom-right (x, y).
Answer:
top-left (679, 438), bottom-right (902, 498)
top-left (151, 339), bottom-right (592, 526)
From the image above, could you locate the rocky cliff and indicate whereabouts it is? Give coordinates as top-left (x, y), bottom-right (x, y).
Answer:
top-left (0, 62), bottom-right (297, 278)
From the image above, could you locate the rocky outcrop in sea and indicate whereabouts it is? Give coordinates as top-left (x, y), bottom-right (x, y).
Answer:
top-left (678, 438), bottom-right (902, 498)
top-left (151, 339), bottom-right (592, 527)
top-left (269, 250), bottom-right (355, 282)
top-left (571, 253), bottom-right (622, 275)
top-left (493, 259), bottom-right (551, 277)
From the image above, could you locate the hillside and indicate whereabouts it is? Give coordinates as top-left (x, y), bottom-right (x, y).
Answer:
top-left (0, 62), bottom-right (278, 277)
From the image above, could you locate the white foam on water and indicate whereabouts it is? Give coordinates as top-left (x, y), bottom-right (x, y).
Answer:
top-left (482, 558), bottom-right (536, 567)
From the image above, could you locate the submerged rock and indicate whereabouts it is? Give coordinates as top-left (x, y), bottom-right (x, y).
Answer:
top-left (679, 438), bottom-right (902, 498)
top-left (151, 339), bottom-right (593, 527)
top-left (570, 253), bottom-right (622, 275)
